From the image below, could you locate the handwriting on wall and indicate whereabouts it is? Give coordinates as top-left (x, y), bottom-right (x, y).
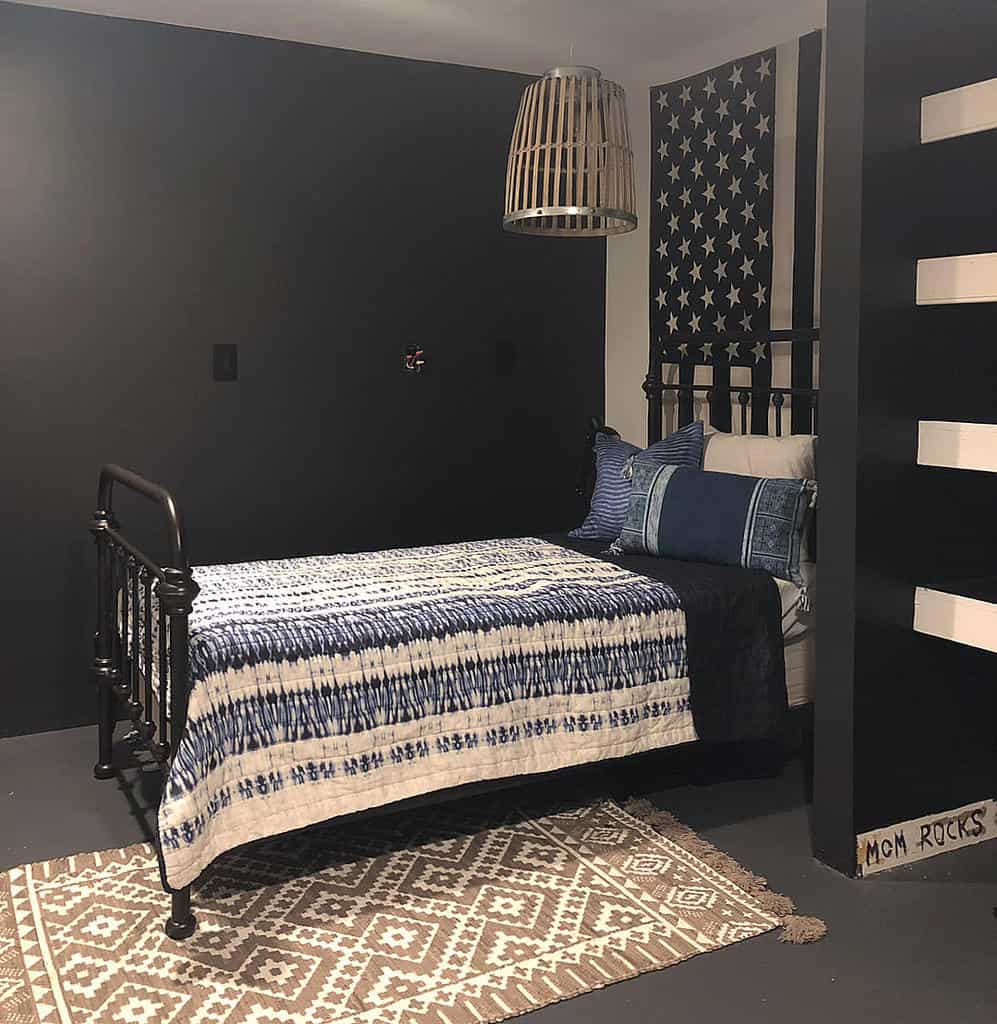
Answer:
top-left (855, 798), bottom-right (996, 877)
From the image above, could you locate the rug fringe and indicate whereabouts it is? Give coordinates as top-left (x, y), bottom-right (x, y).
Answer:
top-left (622, 797), bottom-right (826, 944)
top-left (779, 915), bottom-right (828, 944)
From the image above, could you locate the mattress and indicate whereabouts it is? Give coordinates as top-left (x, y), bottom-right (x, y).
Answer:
top-left (775, 561), bottom-right (816, 707)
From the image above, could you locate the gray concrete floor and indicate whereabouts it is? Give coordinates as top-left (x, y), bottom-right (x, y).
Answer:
top-left (1, 724), bottom-right (994, 1023)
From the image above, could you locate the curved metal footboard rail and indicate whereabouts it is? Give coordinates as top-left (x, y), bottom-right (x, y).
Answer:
top-left (89, 464), bottom-right (199, 939)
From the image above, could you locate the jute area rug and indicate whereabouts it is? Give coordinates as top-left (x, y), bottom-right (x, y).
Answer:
top-left (0, 795), bottom-right (823, 1024)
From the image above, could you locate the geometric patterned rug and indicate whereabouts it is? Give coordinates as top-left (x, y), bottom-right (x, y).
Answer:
top-left (0, 795), bottom-right (818, 1024)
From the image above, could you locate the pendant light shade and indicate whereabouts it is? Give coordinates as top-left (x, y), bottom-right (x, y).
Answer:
top-left (503, 66), bottom-right (637, 237)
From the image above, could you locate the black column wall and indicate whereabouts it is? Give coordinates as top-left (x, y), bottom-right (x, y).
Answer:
top-left (0, 3), bottom-right (606, 737)
top-left (816, 0), bottom-right (997, 872)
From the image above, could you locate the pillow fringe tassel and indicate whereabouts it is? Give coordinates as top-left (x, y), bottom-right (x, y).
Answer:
top-left (623, 797), bottom-right (827, 944)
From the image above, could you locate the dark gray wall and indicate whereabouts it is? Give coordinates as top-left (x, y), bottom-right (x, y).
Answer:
top-left (0, 2), bottom-right (606, 737)
top-left (816, 0), bottom-right (997, 872)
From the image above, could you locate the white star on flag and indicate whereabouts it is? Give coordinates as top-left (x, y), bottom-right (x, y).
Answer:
top-left (702, 287), bottom-right (715, 307)
top-left (751, 340), bottom-right (768, 361)
top-left (679, 237), bottom-right (692, 258)
top-left (717, 98), bottom-right (730, 120)
top-left (679, 84), bottom-right (692, 104)
top-left (742, 89), bottom-right (756, 112)
top-left (727, 232), bottom-right (742, 252)
top-left (729, 121), bottom-right (743, 143)
top-left (704, 235), bottom-right (716, 255)
top-left (658, 139), bottom-right (669, 160)
top-left (657, 190), bottom-right (668, 210)
top-left (740, 312), bottom-right (753, 331)
top-left (667, 264), bottom-right (679, 284)
top-left (725, 340), bottom-right (740, 359)
top-left (666, 312), bottom-right (679, 332)
top-left (668, 212), bottom-right (680, 232)
top-left (755, 227), bottom-right (769, 248)
top-left (704, 75), bottom-right (717, 97)
top-left (701, 341), bottom-right (714, 358)
top-left (691, 210), bottom-right (703, 231)
top-left (657, 238), bottom-right (668, 259)
top-left (757, 56), bottom-right (772, 79)
top-left (713, 314), bottom-right (727, 332)
top-left (727, 284), bottom-right (741, 305)
top-left (715, 259), bottom-right (728, 279)
top-left (677, 288), bottom-right (690, 308)
top-left (657, 90), bottom-right (669, 109)
top-left (729, 64), bottom-right (743, 87)
top-left (656, 288), bottom-right (667, 308)
top-left (690, 261), bottom-right (702, 282)
top-left (703, 182), bottom-right (716, 203)
top-left (669, 112), bottom-right (680, 132)
top-left (689, 313), bottom-right (701, 332)
top-left (753, 283), bottom-right (768, 306)
top-left (741, 201), bottom-right (755, 221)
top-left (740, 255), bottom-right (755, 277)
top-left (692, 106), bottom-right (704, 127)
top-left (679, 136), bottom-right (693, 156)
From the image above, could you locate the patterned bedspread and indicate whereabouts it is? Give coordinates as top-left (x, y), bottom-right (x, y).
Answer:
top-left (158, 537), bottom-right (694, 888)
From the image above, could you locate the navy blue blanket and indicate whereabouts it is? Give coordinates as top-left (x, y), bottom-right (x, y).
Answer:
top-left (548, 535), bottom-right (787, 743)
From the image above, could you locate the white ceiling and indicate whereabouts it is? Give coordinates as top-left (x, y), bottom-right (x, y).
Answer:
top-left (16, 0), bottom-right (824, 83)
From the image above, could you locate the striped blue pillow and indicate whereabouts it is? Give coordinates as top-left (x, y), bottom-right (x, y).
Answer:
top-left (616, 461), bottom-right (816, 588)
top-left (569, 421), bottom-right (705, 542)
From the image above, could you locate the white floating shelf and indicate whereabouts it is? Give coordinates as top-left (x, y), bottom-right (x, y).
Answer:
top-left (916, 252), bottom-right (997, 305)
top-left (921, 76), bottom-right (997, 144)
top-left (914, 586), bottom-right (997, 655)
top-left (917, 420), bottom-right (997, 473)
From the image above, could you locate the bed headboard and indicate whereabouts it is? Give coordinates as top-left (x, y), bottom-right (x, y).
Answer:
top-left (643, 328), bottom-right (819, 443)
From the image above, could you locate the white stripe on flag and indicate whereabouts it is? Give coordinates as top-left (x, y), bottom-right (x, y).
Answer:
top-left (771, 39), bottom-right (799, 333)
top-left (813, 37), bottom-right (827, 330)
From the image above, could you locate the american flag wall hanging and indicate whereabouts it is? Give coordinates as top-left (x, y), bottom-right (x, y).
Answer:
top-left (649, 31), bottom-right (824, 434)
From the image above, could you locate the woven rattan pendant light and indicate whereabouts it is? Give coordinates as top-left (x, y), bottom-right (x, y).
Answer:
top-left (503, 65), bottom-right (637, 237)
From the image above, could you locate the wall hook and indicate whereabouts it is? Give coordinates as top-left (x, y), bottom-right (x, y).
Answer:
top-left (403, 346), bottom-right (426, 374)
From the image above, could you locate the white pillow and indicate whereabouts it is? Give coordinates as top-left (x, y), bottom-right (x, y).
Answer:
top-left (703, 430), bottom-right (817, 481)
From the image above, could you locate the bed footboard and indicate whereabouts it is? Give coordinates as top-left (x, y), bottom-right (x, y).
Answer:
top-left (89, 464), bottom-right (200, 939)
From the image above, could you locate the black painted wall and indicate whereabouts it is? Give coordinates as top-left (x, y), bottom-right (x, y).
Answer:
top-left (0, 3), bottom-right (606, 738)
top-left (816, 0), bottom-right (997, 872)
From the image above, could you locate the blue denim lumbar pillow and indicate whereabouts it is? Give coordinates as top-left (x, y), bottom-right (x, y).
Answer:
top-left (569, 420), bottom-right (705, 542)
top-left (615, 460), bottom-right (817, 590)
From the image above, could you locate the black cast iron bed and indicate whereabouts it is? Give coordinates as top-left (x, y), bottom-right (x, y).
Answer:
top-left (89, 328), bottom-right (818, 940)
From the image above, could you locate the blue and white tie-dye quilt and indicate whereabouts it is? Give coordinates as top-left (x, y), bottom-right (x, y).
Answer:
top-left (158, 537), bottom-right (696, 888)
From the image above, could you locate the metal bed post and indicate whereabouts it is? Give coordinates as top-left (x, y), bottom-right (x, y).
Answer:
top-left (643, 367), bottom-right (665, 445)
top-left (159, 564), bottom-right (199, 940)
top-left (90, 507), bottom-right (117, 781)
